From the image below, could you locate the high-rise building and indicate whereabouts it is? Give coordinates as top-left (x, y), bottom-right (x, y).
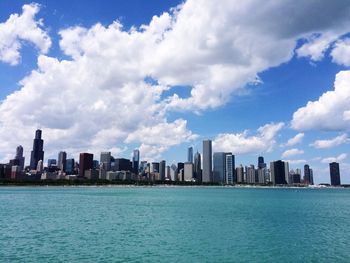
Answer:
top-left (159, 160), bottom-right (166, 181)
top-left (226, 153), bottom-right (235, 184)
top-left (65, 158), bottom-right (75, 174)
top-left (177, 162), bottom-right (184, 181)
top-left (213, 152), bottom-right (225, 183)
top-left (79, 153), bottom-right (93, 178)
top-left (14, 145), bottom-right (25, 171)
top-left (329, 162), bottom-right (341, 186)
top-left (100, 152), bottom-right (111, 171)
top-left (58, 151), bottom-right (67, 172)
top-left (202, 140), bottom-right (212, 183)
top-left (151, 162), bottom-right (160, 173)
top-left (187, 147), bottom-right (193, 163)
top-left (270, 160), bottom-right (288, 185)
top-left (304, 164), bottom-right (311, 185)
top-left (115, 158), bottom-right (132, 172)
top-left (194, 151), bottom-right (202, 182)
top-left (258, 156), bottom-right (266, 169)
top-left (246, 165), bottom-right (256, 184)
top-left (184, 162), bottom-right (194, 181)
top-left (30, 129), bottom-right (44, 170)
top-left (310, 168), bottom-right (314, 185)
top-left (132, 149), bottom-right (140, 174)
top-left (236, 165), bottom-right (244, 183)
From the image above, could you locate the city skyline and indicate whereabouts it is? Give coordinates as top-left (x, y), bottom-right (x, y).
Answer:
top-left (0, 129), bottom-right (344, 186)
top-left (1, 1), bottom-right (350, 184)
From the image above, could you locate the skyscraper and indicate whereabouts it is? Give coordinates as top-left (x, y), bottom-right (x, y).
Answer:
top-left (202, 140), bottom-right (212, 183)
top-left (225, 153), bottom-right (234, 184)
top-left (194, 151), bottom-right (202, 182)
top-left (236, 165), bottom-right (244, 183)
top-left (30, 129), bottom-right (44, 170)
top-left (159, 160), bottom-right (166, 181)
top-left (65, 158), bottom-right (75, 174)
top-left (100, 152), bottom-right (111, 171)
top-left (270, 160), bottom-right (287, 185)
top-left (132, 149), bottom-right (140, 174)
top-left (58, 151), bottom-right (67, 172)
top-left (304, 164), bottom-right (311, 185)
top-left (258, 156), bottom-right (266, 169)
top-left (14, 145), bottom-right (25, 171)
top-left (187, 147), bottom-right (193, 163)
top-left (213, 152), bottom-right (225, 183)
top-left (329, 162), bottom-right (341, 186)
top-left (79, 153), bottom-right (93, 178)
top-left (184, 162), bottom-right (194, 181)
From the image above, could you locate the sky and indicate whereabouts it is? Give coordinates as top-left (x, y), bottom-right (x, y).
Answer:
top-left (1, 0), bottom-right (350, 184)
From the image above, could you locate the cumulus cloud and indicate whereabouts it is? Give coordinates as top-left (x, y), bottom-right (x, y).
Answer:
top-left (286, 133), bottom-right (304, 146)
top-left (282, 148), bottom-right (304, 158)
top-left (291, 71), bottom-right (350, 131)
top-left (321, 153), bottom-right (347, 164)
top-left (310, 134), bottom-right (350, 149)
top-left (331, 38), bottom-right (350, 66)
top-left (0, 3), bottom-right (51, 65)
top-left (2, 1), bottom-right (350, 161)
top-left (212, 122), bottom-right (284, 154)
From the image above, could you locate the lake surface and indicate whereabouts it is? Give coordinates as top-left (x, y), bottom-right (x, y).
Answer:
top-left (0, 186), bottom-right (349, 262)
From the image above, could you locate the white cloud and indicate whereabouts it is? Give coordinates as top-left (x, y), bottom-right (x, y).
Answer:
top-left (310, 134), bottom-right (350, 149)
top-left (213, 122), bottom-right (284, 154)
top-left (282, 148), bottom-right (304, 158)
top-left (291, 71), bottom-right (350, 131)
top-left (321, 153), bottom-right (347, 163)
top-left (286, 133), bottom-right (304, 146)
top-left (331, 38), bottom-right (350, 66)
top-left (2, 1), bottom-right (350, 162)
top-left (0, 3), bottom-right (51, 65)
top-left (283, 159), bottom-right (307, 165)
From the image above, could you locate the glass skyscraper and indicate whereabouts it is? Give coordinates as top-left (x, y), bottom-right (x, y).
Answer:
top-left (30, 129), bottom-right (44, 170)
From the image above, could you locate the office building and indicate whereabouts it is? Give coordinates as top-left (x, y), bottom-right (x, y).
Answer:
top-left (58, 151), bottom-right (67, 172)
top-left (270, 160), bottom-right (288, 185)
top-left (30, 129), bottom-right (44, 170)
top-left (65, 158), bottom-right (75, 174)
top-left (100, 152), bottom-right (111, 171)
top-left (115, 158), bottom-right (132, 172)
top-left (14, 145), bottom-right (25, 171)
top-left (177, 162), bottom-right (184, 181)
top-left (188, 147), bottom-right (193, 163)
top-left (236, 165), bottom-right (244, 183)
top-left (202, 140), bottom-right (212, 183)
top-left (194, 151), bottom-right (202, 182)
top-left (184, 162), bottom-right (194, 181)
top-left (132, 149), bottom-right (140, 174)
top-left (226, 153), bottom-right (234, 184)
top-left (258, 156), bottom-right (266, 169)
top-left (159, 160), bottom-right (166, 181)
top-left (79, 153), bottom-right (93, 177)
top-left (304, 164), bottom-right (311, 185)
top-left (329, 162), bottom-right (341, 186)
top-left (213, 152), bottom-right (225, 183)
top-left (47, 159), bottom-right (57, 167)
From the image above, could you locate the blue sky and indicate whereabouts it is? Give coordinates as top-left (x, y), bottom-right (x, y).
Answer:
top-left (1, 1), bottom-right (350, 183)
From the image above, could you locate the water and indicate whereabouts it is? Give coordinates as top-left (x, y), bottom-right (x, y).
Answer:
top-left (0, 187), bottom-right (349, 262)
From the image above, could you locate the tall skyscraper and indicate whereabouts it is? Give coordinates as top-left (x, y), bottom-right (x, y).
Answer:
top-left (58, 151), bottom-right (67, 172)
top-left (258, 156), bottom-right (266, 169)
top-left (14, 145), bottom-right (25, 171)
top-left (65, 158), bottom-right (75, 174)
top-left (202, 140), bottom-right (212, 183)
top-left (184, 162), bottom-right (194, 181)
top-left (159, 160), bottom-right (166, 181)
top-left (100, 152), bottom-right (111, 171)
top-left (304, 164), bottom-right (311, 185)
top-left (79, 153), bottom-right (93, 178)
top-left (187, 147), bottom-right (193, 163)
top-left (225, 153), bottom-right (234, 184)
top-left (270, 160), bottom-right (288, 185)
top-left (213, 152), bottom-right (225, 183)
top-left (329, 162), bottom-right (341, 186)
top-left (194, 151), bottom-right (202, 182)
top-left (30, 129), bottom-right (44, 170)
top-left (132, 149), bottom-right (140, 174)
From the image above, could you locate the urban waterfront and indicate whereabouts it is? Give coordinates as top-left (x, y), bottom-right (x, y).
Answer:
top-left (0, 187), bottom-right (349, 262)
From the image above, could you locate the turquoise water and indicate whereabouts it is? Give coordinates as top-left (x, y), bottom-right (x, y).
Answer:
top-left (0, 187), bottom-right (349, 262)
